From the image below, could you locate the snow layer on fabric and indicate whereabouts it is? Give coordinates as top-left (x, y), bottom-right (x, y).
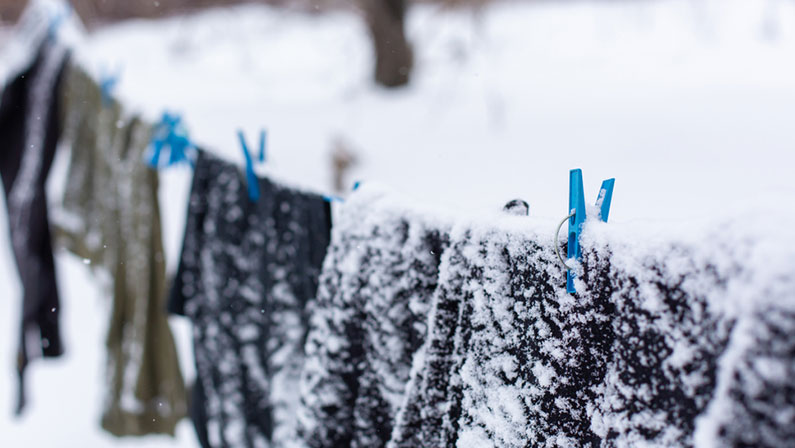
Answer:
top-left (305, 185), bottom-right (794, 448)
top-left (170, 150), bottom-right (331, 448)
top-left (298, 183), bottom-right (452, 448)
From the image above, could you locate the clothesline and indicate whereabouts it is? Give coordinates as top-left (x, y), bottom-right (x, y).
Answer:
top-left (1, 1), bottom-right (794, 447)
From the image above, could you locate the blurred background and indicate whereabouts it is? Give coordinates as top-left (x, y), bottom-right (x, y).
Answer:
top-left (1, 0), bottom-right (794, 446)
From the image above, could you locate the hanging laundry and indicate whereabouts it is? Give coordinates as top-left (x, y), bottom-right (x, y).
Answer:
top-left (696, 305), bottom-right (795, 446)
top-left (578, 246), bottom-right (731, 446)
top-left (53, 62), bottom-right (187, 436)
top-left (0, 36), bottom-right (68, 415)
top-left (583, 230), bottom-right (795, 448)
top-left (169, 149), bottom-right (332, 448)
top-left (297, 184), bottom-right (450, 448)
top-left (388, 228), bottom-right (634, 446)
top-left (402, 225), bottom-right (795, 447)
top-left (302, 187), bottom-right (795, 448)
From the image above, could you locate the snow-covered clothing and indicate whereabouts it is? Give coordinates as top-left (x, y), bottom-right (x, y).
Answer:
top-left (170, 149), bottom-right (332, 448)
top-left (0, 37), bottom-right (67, 415)
top-left (299, 185), bottom-right (795, 448)
top-left (297, 186), bottom-right (450, 448)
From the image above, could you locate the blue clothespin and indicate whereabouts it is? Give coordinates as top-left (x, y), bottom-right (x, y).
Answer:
top-left (167, 132), bottom-right (193, 166)
top-left (147, 112), bottom-right (194, 168)
top-left (352, 181), bottom-right (361, 191)
top-left (258, 129), bottom-right (266, 163)
top-left (99, 71), bottom-right (120, 107)
top-left (237, 130), bottom-right (263, 202)
top-left (566, 169), bottom-right (615, 294)
top-left (323, 195), bottom-right (344, 203)
top-left (147, 113), bottom-right (175, 167)
top-left (596, 178), bottom-right (615, 222)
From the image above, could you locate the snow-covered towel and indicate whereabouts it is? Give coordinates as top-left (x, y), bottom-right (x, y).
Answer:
top-left (390, 223), bottom-right (605, 447)
top-left (0, 34), bottom-right (68, 415)
top-left (394, 219), bottom-right (794, 447)
top-left (169, 149), bottom-right (332, 448)
top-left (302, 186), bottom-right (794, 448)
top-left (586, 220), bottom-right (795, 448)
top-left (297, 185), bottom-right (450, 448)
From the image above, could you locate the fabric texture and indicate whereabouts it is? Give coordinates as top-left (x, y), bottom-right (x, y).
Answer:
top-left (699, 305), bottom-right (795, 447)
top-left (190, 380), bottom-right (212, 448)
top-left (398, 223), bottom-right (794, 448)
top-left (0, 37), bottom-right (67, 415)
top-left (390, 227), bottom-right (729, 448)
top-left (169, 149), bottom-right (332, 448)
top-left (54, 62), bottom-right (187, 436)
top-left (297, 186), bottom-right (450, 448)
top-left (299, 185), bottom-right (794, 448)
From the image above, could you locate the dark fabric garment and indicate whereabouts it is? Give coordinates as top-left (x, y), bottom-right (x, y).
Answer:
top-left (393, 226), bottom-right (794, 447)
top-left (392, 230), bottom-right (720, 447)
top-left (297, 186), bottom-right (450, 448)
top-left (190, 380), bottom-right (211, 448)
top-left (55, 62), bottom-right (187, 436)
top-left (0, 39), bottom-right (68, 415)
top-left (170, 149), bottom-right (332, 448)
top-left (706, 305), bottom-right (795, 447)
top-left (387, 229), bottom-right (482, 448)
top-left (579, 244), bottom-right (734, 447)
top-left (301, 188), bottom-right (794, 448)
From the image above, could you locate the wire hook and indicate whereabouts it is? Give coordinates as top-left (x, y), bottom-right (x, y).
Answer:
top-left (554, 211), bottom-right (575, 268)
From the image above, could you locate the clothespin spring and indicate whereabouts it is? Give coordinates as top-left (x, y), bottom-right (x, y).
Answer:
top-left (554, 210), bottom-right (576, 268)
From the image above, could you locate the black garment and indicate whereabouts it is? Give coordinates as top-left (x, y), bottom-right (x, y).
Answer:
top-left (580, 243), bottom-right (733, 447)
top-left (0, 39), bottom-right (68, 415)
top-left (190, 380), bottom-right (211, 448)
top-left (300, 189), bottom-right (794, 448)
top-left (395, 225), bottom-right (795, 447)
top-left (170, 149), bottom-right (332, 448)
top-left (706, 304), bottom-right (795, 447)
top-left (389, 229), bottom-right (725, 447)
top-left (297, 185), bottom-right (450, 448)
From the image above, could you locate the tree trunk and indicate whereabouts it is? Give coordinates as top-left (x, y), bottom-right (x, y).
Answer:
top-left (359, 0), bottom-right (413, 88)
top-left (0, 0), bottom-right (28, 24)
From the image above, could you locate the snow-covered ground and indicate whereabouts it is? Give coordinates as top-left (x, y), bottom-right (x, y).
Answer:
top-left (2, 0), bottom-right (795, 445)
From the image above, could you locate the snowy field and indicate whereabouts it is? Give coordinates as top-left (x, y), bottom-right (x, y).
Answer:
top-left (2, 0), bottom-right (795, 445)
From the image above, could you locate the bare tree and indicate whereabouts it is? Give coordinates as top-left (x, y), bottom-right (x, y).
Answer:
top-left (0, 0), bottom-right (28, 24)
top-left (3, 0), bottom-right (418, 88)
top-left (358, 0), bottom-right (413, 87)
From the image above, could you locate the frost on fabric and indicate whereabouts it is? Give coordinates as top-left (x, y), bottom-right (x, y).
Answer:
top-left (297, 184), bottom-right (450, 448)
top-left (302, 185), bottom-right (794, 448)
top-left (421, 219), bottom-right (792, 448)
top-left (580, 241), bottom-right (735, 448)
top-left (0, 0), bottom-right (68, 89)
top-left (170, 149), bottom-right (331, 448)
top-left (697, 304), bottom-right (795, 447)
top-left (392, 225), bottom-right (612, 448)
top-left (691, 272), bottom-right (795, 448)
top-left (0, 8), bottom-right (68, 415)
